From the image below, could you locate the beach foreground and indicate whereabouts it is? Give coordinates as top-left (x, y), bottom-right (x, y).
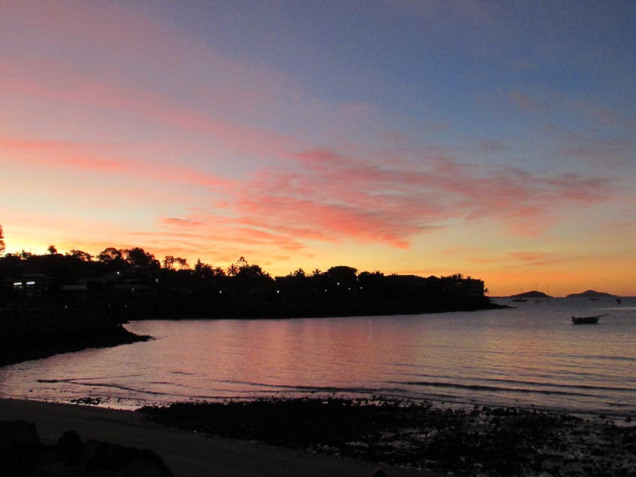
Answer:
top-left (0, 398), bottom-right (431, 477)
top-left (141, 398), bottom-right (636, 476)
top-left (2, 398), bottom-right (635, 476)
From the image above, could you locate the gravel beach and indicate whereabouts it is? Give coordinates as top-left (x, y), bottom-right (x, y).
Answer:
top-left (0, 398), bottom-right (433, 477)
top-left (3, 397), bottom-right (634, 476)
top-left (140, 398), bottom-right (636, 476)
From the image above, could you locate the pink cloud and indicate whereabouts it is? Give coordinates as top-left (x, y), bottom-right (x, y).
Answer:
top-left (238, 196), bottom-right (413, 248)
top-left (0, 136), bottom-right (233, 190)
top-left (2, 1), bottom-right (302, 161)
top-left (0, 138), bottom-right (125, 173)
top-left (158, 214), bottom-right (307, 253)
top-left (3, 126), bottom-right (614, 256)
top-left (161, 217), bottom-right (205, 229)
top-left (222, 147), bottom-right (614, 246)
top-left (508, 252), bottom-right (562, 266)
top-left (0, 67), bottom-right (294, 161)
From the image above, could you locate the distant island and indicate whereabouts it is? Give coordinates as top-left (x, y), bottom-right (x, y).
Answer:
top-left (566, 290), bottom-right (617, 298)
top-left (510, 290), bottom-right (551, 299)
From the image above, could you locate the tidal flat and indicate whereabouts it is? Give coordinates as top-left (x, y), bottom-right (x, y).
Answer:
top-left (141, 397), bottom-right (636, 476)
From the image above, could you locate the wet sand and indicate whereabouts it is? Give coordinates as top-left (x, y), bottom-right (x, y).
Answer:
top-left (0, 398), bottom-right (433, 477)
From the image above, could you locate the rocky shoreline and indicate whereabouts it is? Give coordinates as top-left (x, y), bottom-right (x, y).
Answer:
top-left (142, 398), bottom-right (636, 476)
top-left (0, 305), bottom-right (149, 367)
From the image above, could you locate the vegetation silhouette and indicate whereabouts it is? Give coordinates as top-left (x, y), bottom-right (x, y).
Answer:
top-left (0, 245), bottom-right (495, 320)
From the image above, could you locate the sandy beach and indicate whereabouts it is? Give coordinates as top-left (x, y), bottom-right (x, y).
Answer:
top-left (0, 398), bottom-right (434, 477)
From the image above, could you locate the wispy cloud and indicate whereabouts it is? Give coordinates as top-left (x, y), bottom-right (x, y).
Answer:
top-left (1, 137), bottom-right (233, 190)
top-left (507, 252), bottom-right (564, 267)
top-left (153, 147), bottom-right (613, 255)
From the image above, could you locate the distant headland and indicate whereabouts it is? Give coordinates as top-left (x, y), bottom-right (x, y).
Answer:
top-left (510, 289), bottom-right (621, 299)
top-left (510, 290), bottom-right (551, 299)
top-left (566, 289), bottom-right (617, 298)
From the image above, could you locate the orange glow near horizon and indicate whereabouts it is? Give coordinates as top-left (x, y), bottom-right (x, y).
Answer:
top-left (3, 235), bottom-right (635, 298)
top-left (1, 2), bottom-right (635, 298)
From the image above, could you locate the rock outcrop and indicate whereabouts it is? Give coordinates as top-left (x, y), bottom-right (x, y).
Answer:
top-left (0, 306), bottom-right (149, 366)
top-left (0, 420), bottom-right (173, 477)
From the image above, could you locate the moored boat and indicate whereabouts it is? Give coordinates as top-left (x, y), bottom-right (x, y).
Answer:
top-left (571, 314), bottom-right (604, 325)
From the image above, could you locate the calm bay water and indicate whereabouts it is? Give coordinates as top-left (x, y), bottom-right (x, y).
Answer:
top-left (1, 297), bottom-right (635, 416)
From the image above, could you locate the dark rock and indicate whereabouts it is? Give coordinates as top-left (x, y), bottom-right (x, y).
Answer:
top-left (0, 441), bottom-right (23, 476)
top-left (56, 430), bottom-right (83, 461)
top-left (121, 451), bottom-right (175, 477)
top-left (0, 421), bottom-right (173, 477)
top-left (80, 440), bottom-right (172, 477)
top-left (81, 440), bottom-right (122, 469)
top-left (0, 420), bottom-right (41, 450)
top-left (0, 307), bottom-right (150, 367)
top-left (0, 421), bottom-right (43, 476)
top-left (32, 459), bottom-right (84, 476)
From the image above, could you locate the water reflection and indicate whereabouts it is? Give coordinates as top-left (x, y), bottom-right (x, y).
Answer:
top-left (1, 298), bottom-right (635, 415)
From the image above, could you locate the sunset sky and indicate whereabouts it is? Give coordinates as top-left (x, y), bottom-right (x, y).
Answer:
top-left (1, 0), bottom-right (635, 297)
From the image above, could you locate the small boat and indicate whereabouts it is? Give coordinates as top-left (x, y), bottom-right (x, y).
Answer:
top-left (571, 314), bottom-right (605, 325)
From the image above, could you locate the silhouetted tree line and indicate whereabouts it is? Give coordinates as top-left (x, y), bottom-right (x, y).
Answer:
top-left (0, 243), bottom-right (495, 319)
top-left (0, 225), bottom-right (5, 256)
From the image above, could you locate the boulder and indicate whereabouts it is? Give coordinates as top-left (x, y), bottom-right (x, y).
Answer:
top-left (0, 420), bottom-right (41, 449)
top-left (0, 420), bottom-right (173, 477)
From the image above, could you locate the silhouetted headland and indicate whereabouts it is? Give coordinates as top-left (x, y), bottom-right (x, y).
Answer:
top-left (0, 304), bottom-right (149, 367)
top-left (1, 247), bottom-right (501, 365)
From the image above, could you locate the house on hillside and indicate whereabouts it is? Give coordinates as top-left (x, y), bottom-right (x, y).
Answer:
top-left (6, 273), bottom-right (52, 301)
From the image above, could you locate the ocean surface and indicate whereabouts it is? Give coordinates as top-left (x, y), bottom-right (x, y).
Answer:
top-left (1, 297), bottom-right (635, 416)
